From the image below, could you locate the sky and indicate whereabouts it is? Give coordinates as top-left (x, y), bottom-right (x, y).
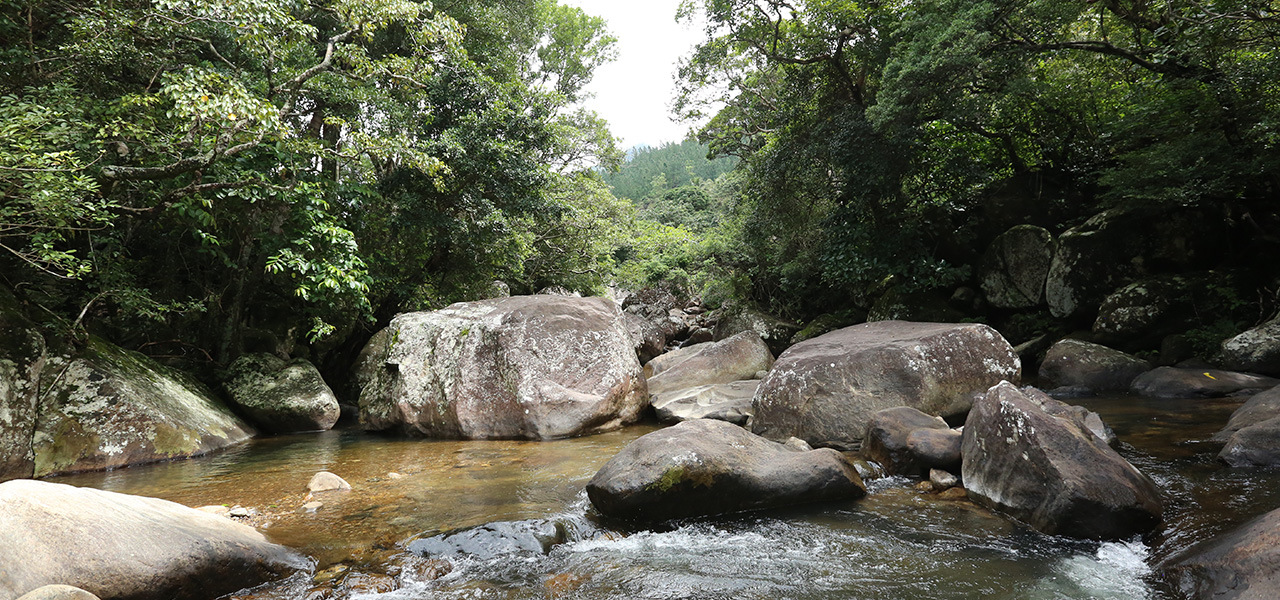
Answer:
top-left (560, 0), bottom-right (709, 150)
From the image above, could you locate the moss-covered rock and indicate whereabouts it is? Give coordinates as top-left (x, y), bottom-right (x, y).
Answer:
top-left (32, 338), bottom-right (253, 477)
top-left (223, 354), bottom-right (339, 434)
top-left (0, 288), bottom-right (45, 482)
top-left (980, 225), bottom-right (1056, 309)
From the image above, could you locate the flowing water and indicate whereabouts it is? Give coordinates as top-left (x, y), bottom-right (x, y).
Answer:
top-left (47, 394), bottom-right (1280, 600)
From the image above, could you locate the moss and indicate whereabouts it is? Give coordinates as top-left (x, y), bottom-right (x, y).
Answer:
top-left (34, 418), bottom-right (97, 477)
top-left (152, 422), bottom-right (200, 456)
top-left (648, 466), bottom-right (687, 492)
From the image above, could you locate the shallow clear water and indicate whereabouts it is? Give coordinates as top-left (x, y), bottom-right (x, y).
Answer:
top-left (47, 394), bottom-right (1280, 600)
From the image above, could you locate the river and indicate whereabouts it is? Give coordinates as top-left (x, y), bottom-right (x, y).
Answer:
top-left (47, 394), bottom-right (1280, 600)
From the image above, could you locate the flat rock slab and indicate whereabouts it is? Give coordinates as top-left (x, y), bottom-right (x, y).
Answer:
top-left (357, 295), bottom-right (647, 440)
top-left (651, 380), bottom-right (759, 425)
top-left (0, 480), bottom-right (305, 600)
top-left (961, 382), bottom-right (1162, 540)
top-left (1130, 367), bottom-right (1279, 399)
top-left (1165, 505), bottom-right (1280, 600)
top-left (752, 321), bottom-right (1021, 450)
top-left (586, 419), bottom-right (865, 522)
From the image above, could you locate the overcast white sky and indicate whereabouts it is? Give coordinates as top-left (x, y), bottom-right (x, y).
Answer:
top-left (561, 0), bottom-right (708, 150)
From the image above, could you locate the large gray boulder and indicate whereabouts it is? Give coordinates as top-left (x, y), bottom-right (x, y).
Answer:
top-left (961, 382), bottom-right (1162, 540)
top-left (32, 338), bottom-right (254, 477)
top-left (1218, 418), bottom-right (1280, 467)
top-left (646, 331), bottom-right (774, 398)
top-left (586, 419), bottom-right (865, 522)
top-left (1130, 367), bottom-right (1278, 399)
top-left (0, 480), bottom-right (305, 600)
top-left (223, 354), bottom-right (339, 433)
top-left (1165, 505), bottom-right (1280, 600)
top-left (0, 288), bottom-right (44, 482)
top-left (357, 296), bottom-right (647, 440)
top-left (752, 321), bottom-right (1021, 450)
top-left (1221, 318), bottom-right (1280, 377)
top-left (980, 225), bottom-right (1055, 309)
top-left (1045, 205), bottom-right (1225, 319)
top-left (1039, 339), bottom-right (1151, 393)
top-left (650, 380), bottom-right (759, 425)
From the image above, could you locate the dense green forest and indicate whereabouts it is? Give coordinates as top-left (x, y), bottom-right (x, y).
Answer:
top-left (3, 0), bottom-right (1279, 381)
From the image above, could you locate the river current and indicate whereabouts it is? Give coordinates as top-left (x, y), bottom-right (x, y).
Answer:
top-left (47, 395), bottom-right (1280, 600)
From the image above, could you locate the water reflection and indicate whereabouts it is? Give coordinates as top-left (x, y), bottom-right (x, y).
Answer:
top-left (44, 393), bottom-right (1280, 600)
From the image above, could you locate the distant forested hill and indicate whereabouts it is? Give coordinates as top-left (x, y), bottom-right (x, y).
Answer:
top-left (605, 140), bottom-right (737, 201)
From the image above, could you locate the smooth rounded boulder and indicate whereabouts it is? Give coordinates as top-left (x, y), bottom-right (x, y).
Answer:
top-left (752, 321), bottom-right (1021, 450)
top-left (1130, 367), bottom-right (1278, 399)
top-left (1221, 317), bottom-right (1280, 377)
top-left (650, 380), bottom-right (759, 425)
top-left (1214, 386), bottom-right (1280, 442)
top-left (961, 382), bottom-right (1162, 540)
top-left (1165, 505), bottom-right (1280, 600)
top-left (645, 331), bottom-right (774, 398)
top-left (861, 407), bottom-right (955, 476)
top-left (357, 296), bottom-right (647, 440)
top-left (586, 419), bottom-right (866, 522)
top-left (1039, 339), bottom-right (1150, 393)
top-left (223, 354), bottom-right (340, 433)
top-left (32, 337), bottom-right (254, 477)
top-left (0, 480), bottom-right (305, 600)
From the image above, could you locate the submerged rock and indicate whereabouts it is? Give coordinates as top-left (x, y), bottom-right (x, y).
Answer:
top-left (586, 419), bottom-right (866, 522)
top-left (1130, 367), bottom-right (1278, 399)
top-left (1165, 505), bottom-right (1280, 600)
top-left (752, 321), bottom-right (1020, 450)
top-left (961, 382), bottom-right (1162, 540)
top-left (357, 296), bottom-right (647, 440)
top-left (0, 288), bottom-right (45, 482)
top-left (32, 337), bottom-right (254, 477)
top-left (650, 380), bottom-right (759, 425)
top-left (1038, 339), bottom-right (1150, 393)
top-left (0, 480), bottom-right (305, 600)
top-left (646, 331), bottom-right (774, 398)
top-left (223, 354), bottom-right (339, 433)
top-left (408, 519), bottom-right (567, 559)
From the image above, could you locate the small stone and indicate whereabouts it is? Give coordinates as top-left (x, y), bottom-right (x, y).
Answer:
top-left (308, 471), bottom-right (351, 493)
top-left (783, 437), bottom-right (813, 452)
top-left (228, 507), bottom-right (253, 518)
top-left (196, 505), bottom-right (230, 516)
top-left (914, 480), bottom-right (934, 492)
top-left (937, 487), bottom-right (968, 500)
top-left (302, 501), bottom-right (323, 513)
top-left (387, 472), bottom-right (403, 480)
top-left (400, 558), bottom-right (452, 583)
top-left (929, 469), bottom-right (959, 491)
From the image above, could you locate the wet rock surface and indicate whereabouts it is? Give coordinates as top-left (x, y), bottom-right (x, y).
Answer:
top-left (407, 519), bottom-right (568, 559)
top-left (0, 480), bottom-right (305, 600)
top-left (586, 419), bottom-right (866, 522)
top-left (961, 382), bottom-right (1162, 540)
top-left (752, 321), bottom-right (1020, 450)
top-left (1166, 505), bottom-right (1280, 600)
top-left (357, 296), bottom-right (647, 440)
